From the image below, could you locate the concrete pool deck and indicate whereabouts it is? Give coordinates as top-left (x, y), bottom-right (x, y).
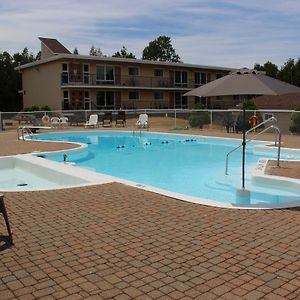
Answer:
top-left (0, 128), bottom-right (300, 299)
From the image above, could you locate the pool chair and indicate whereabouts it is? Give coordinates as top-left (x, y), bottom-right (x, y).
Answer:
top-left (60, 116), bottom-right (69, 127)
top-left (224, 112), bottom-right (235, 133)
top-left (50, 117), bottom-right (61, 128)
top-left (115, 111), bottom-right (126, 127)
top-left (136, 114), bottom-right (149, 129)
top-left (103, 112), bottom-right (112, 127)
top-left (234, 114), bottom-right (244, 133)
top-left (84, 114), bottom-right (99, 128)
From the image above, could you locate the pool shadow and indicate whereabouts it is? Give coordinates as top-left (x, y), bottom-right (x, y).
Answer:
top-left (279, 206), bottom-right (300, 212)
top-left (0, 235), bottom-right (14, 252)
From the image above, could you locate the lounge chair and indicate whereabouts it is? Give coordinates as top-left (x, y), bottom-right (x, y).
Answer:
top-left (136, 114), bottom-right (149, 129)
top-left (115, 111), bottom-right (126, 127)
top-left (84, 114), bottom-right (98, 128)
top-left (234, 114), bottom-right (244, 133)
top-left (103, 112), bottom-right (112, 127)
top-left (50, 117), bottom-right (61, 128)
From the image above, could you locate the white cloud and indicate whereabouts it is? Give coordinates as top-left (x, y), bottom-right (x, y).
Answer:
top-left (0, 0), bottom-right (299, 68)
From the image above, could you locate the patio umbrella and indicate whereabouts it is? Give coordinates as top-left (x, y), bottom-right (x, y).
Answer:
top-left (184, 67), bottom-right (300, 190)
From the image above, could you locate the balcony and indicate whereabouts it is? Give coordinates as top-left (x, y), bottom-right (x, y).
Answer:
top-left (61, 73), bottom-right (199, 89)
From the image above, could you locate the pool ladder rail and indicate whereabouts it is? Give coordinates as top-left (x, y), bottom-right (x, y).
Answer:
top-left (17, 126), bottom-right (35, 141)
top-left (225, 117), bottom-right (281, 175)
top-left (17, 126), bottom-right (51, 141)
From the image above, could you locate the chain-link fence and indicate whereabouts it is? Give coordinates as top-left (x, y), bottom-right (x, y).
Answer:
top-left (0, 109), bottom-right (298, 134)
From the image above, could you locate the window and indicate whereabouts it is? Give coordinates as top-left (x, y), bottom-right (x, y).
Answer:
top-left (96, 91), bottom-right (115, 109)
top-left (216, 73), bottom-right (223, 79)
top-left (154, 69), bottom-right (163, 77)
top-left (233, 95), bottom-right (240, 101)
top-left (96, 65), bottom-right (114, 83)
top-left (84, 91), bottom-right (90, 110)
top-left (174, 93), bottom-right (187, 109)
top-left (154, 92), bottom-right (164, 100)
top-left (63, 90), bottom-right (69, 110)
top-left (128, 91), bottom-right (139, 100)
top-left (195, 72), bottom-right (207, 86)
top-left (195, 96), bottom-right (207, 106)
top-left (128, 67), bottom-right (139, 76)
top-left (83, 64), bottom-right (89, 84)
top-left (174, 71), bottom-right (188, 87)
top-left (216, 96), bottom-right (223, 101)
top-left (62, 63), bottom-right (69, 84)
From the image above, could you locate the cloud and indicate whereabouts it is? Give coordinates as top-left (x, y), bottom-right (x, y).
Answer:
top-left (0, 0), bottom-right (299, 68)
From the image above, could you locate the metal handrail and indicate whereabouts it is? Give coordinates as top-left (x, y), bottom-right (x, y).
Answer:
top-left (17, 126), bottom-right (34, 141)
top-left (246, 116), bottom-right (277, 135)
top-left (225, 117), bottom-right (281, 175)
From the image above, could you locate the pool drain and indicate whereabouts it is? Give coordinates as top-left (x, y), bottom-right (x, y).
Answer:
top-left (17, 183), bottom-right (28, 187)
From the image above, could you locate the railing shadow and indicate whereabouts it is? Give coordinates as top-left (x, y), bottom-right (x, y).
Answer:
top-left (0, 235), bottom-right (13, 252)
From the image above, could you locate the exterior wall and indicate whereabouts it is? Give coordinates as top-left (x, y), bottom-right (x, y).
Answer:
top-left (21, 56), bottom-right (232, 111)
top-left (41, 43), bottom-right (54, 60)
top-left (22, 62), bottom-right (62, 110)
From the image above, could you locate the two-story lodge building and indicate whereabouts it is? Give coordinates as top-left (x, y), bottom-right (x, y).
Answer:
top-left (18, 38), bottom-right (234, 111)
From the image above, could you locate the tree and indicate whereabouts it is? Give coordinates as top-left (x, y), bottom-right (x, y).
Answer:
top-left (142, 36), bottom-right (181, 62)
top-left (73, 48), bottom-right (79, 55)
top-left (12, 48), bottom-right (35, 65)
top-left (112, 46), bottom-right (136, 59)
top-left (0, 51), bottom-right (22, 111)
top-left (35, 51), bottom-right (41, 61)
top-left (277, 58), bottom-right (300, 86)
top-left (89, 45), bottom-right (105, 57)
top-left (254, 61), bottom-right (278, 78)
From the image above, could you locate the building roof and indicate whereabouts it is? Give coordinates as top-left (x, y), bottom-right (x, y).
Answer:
top-left (18, 52), bottom-right (234, 72)
top-left (39, 37), bottom-right (71, 55)
top-left (254, 93), bottom-right (300, 110)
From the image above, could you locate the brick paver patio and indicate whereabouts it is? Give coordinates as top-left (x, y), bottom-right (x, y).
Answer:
top-left (1, 183), bottom-right (300, 299)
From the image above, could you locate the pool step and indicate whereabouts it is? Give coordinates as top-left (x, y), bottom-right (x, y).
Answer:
top-left (207, 176), bottom-right (300, 206)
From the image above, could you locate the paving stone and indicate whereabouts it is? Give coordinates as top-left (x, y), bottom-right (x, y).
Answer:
top-left (0, 182), bottom-right (300, 300)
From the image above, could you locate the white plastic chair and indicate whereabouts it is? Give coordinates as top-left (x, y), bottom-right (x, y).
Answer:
top-left (84, 114), bottom-right (98, 128)
top-left (136, 114), bottom-right (149, 129)
top-left (50, 117), bottom-right (61, 128)
top-left (60, 116), bottom-right (68, 127)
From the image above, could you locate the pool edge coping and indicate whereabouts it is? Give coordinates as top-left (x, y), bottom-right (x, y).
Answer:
top-left (14, 130), bottom-right (300, 209)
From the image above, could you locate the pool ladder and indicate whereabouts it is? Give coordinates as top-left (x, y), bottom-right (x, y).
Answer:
top-left (225, 117), bottom-right (281, 175)
top-left (17, 126), bottom-right (34, 141)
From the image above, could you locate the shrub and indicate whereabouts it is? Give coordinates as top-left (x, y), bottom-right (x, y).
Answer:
top-left (40, 105), bottom-right (51, 111)
top-left (290, 106), bottom-right (300, 133)
top-left (22, 105), bottom-right (51, 112)
top-left (188, 103), bottom-right (210, 129)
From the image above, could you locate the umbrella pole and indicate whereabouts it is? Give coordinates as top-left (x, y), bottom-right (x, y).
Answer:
top-left (242, 98), bottom-right (246, 189)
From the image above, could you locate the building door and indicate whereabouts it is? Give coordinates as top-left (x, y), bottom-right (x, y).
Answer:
top-left (96, 91), bottom-right (115, 109)
top-left (70, 90), bottom-right (84, 110)
top-left (174, 92), bottom-right (188, 109)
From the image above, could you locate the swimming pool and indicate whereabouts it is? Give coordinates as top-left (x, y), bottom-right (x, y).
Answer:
top-left (31, 131), bottom-right (300, 208)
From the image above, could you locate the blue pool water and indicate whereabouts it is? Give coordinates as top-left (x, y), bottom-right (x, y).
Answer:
top-left (33, 131), bottom-right (300, 207)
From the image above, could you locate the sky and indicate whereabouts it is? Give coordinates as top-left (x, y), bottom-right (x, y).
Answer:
top-left (0, 0), bottom-right (299, 68)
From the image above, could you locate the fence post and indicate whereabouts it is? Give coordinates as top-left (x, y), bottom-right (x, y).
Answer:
top-left (210, 110), bottom-right (213, 129)
top-left (174, 109), bottom-right (177, 129)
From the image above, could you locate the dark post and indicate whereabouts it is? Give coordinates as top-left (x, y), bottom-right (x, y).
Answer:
top-left (242, 98), bottom-right (246, 189)
top-left (0, 112), bottom-right (3, 131)
top-left (0, 194), bottom-right (13, 244)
